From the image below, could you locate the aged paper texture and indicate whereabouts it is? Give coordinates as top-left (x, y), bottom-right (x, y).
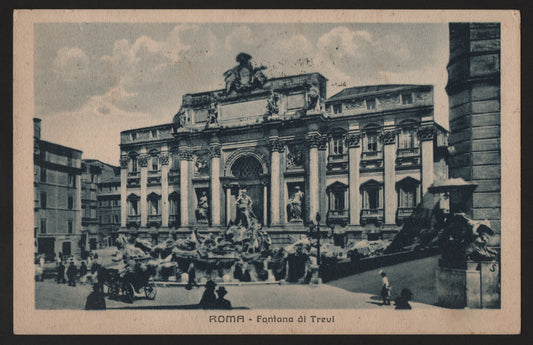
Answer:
top-left (14, 9), bottom-right (520, 334)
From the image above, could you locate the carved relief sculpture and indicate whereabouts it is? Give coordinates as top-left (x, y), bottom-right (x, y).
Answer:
top-left (194, 155), bottom-right (210, 176)
top-left (417, 126), bottom-right (436, 141)
top-left (138, 155), bottom-right (149, 167)
top-left (381, 130), bottom-right (397, 145)
top-left (159, 154), bottom-right (169, 166)
top-left (120, 156), bottom-right (129, 169)
top-left (286, 144), bottom-right (305, 169)
top-left (173, 107), bottom-right (187, 129)
top-left (345, 134), bottom-right (361, 148)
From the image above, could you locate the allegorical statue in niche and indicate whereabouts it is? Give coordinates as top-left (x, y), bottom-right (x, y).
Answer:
top-left (172, 107), bottom-right (187, 129)
top-left (234, 189), bottom-right (256, 228)
top-left (223, 53), bottom-right (267, 95)
top-left (196, 191), bottom-right (209, 223)
top-left (287, 186), bottom-right (304, 222)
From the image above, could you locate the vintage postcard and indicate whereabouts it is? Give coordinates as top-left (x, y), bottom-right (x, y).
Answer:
top-left (13, 10), bottom-right (520, 334)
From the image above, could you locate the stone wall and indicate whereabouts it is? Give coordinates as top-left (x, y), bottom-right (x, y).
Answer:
top-left (446, 23), bottom-right (501, 239)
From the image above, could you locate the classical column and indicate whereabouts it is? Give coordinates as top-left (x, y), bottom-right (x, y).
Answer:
top-left (306, 134), bottom-right (326, 222)
top-left (120, 156), bottom-right (128, 227)
top-left (139, 154), bottom-right (149, 227)
top-left (209, 145), bottom-right (221, 226)
top-left (160, 153), bottom-right (170, 228)
top-left (225, 185), bottom-right (232, 226)
top-left (179, 149), bottom-right (192, 227)
top-left (269, 139), bottom-right (283, 225)
top-left (382, 130), bottom-right (397, 225)
top-left (419, 126), bottom-right (435, 196)
top-left (263, 182), bottom-right (268, 226)
top-left (346, 134), bottom-right (361, 225)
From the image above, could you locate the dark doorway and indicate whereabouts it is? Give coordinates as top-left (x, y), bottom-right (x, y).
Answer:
top-left (38, 237), bottom-right (55, 255)
top-left (62, 241), bottom-right (71, 256)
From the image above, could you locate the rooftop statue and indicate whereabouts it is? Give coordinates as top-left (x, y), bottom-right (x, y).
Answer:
top-left (223, 53), bottom-right (267, 95)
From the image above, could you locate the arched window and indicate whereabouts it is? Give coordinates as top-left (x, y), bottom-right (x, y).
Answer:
top-left (231, 156), bottom-right (263, 180)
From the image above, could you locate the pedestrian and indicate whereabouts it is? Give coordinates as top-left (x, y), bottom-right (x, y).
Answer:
top-left (199, 280), bottom-right (217, 309)
top-left (186, 262), bottom-right (199, 290)
top-left (67, 261), bottom-right (78, 287)
top-left (85, 283), bottom-right (106, 310)
top-left (233, 263), bottom-right (243, 281)
top-left (79, 261), bottom-right (88, 283)
top-left (394, 288), bottom-right (413, 310)
top-left (56, 262), bottom-right (65, 284)
top-left (379, 270), bottom-right (391, 305)
top-left (39, 254), bottom-right (45, 268)
top-left (214, 286), bottom-right (232, 310)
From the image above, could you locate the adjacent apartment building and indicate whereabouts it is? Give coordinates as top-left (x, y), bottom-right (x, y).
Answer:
top-left (118, 54), bottom-right (448, 245)
top-left (80, 159), bottom-right (121, 251)
top-left (34, 118), bottom-right (83, 260)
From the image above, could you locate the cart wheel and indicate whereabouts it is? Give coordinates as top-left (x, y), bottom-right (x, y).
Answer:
top-left (145, 283), bottom-right (157, 300)
top-left (123, 282), bottom-right (135, 303)
top-left (110, 283), bottom-right (120, 296)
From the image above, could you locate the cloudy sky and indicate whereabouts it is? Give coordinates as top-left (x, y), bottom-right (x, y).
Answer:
top-left (34, 22), bottom-right (449, 165)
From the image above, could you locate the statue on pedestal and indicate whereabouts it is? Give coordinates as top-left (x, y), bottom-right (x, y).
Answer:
top-left (234, 189), bottom-right (256, 228)
top-left (206, 102), bottom-right (219, 128)
top-left (287, 186), bottom-right (304, 222)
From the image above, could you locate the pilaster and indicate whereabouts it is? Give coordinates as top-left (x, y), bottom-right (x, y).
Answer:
top-left (139, 154), bottom-right (149, 227)
top-left (346, 134), bottom-right (361, 225)
top-left (120, 156), bottom-right (128, 228)
top-left (382, 130), bottom-right (397, 225)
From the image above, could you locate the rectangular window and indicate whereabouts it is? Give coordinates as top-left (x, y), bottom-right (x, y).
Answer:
top-left (68, 174), bottom-right (76, 188)
top-left (68, 220), bottom-right (73, 234)
top-left (364, 188), bottom-right (380, 209)
top-left (130, 157), bottom-right (138, 173)
top-left (40, 218), bottom-right (46, 234)
top-left (367, 134), bottom-right (378, 152)
top-left (40, 168), bottom-right (46, 183)
top-left (333, 104), bottom-right (342, 114)
top-left (131, 133), bottom-right (137, 141)
top-left (331, 189), bottom-right (346, 210)
top-left (366, 99), bottom-right (376, 110)
top-left (330, 137), bottom-right (344, 155)
top-left (402, 93), bottom-right (413, 105)
top-left (400, 188), bottom-right (417, 208)
top-left (68, 195), bottom-right (73, 209)
top-left (40, 192), bottom-right (47, 209)
top-left (151, 129), bottom-right (157, 138)
top-left (113, 215), bottom-right (119, 223)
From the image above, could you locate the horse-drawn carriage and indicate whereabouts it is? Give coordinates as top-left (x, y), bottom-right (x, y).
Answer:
top-left (100, 265), bottom-right (157, 303)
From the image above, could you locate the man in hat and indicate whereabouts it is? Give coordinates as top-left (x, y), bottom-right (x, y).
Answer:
top-left (214, 286), bottom-right (232, 310)
top-left (199, 280), bottom-right (217, 309)
top-left (85, 283), bottom-right (106, 310)
top-left (67, 260), bottom-right (78, 287)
